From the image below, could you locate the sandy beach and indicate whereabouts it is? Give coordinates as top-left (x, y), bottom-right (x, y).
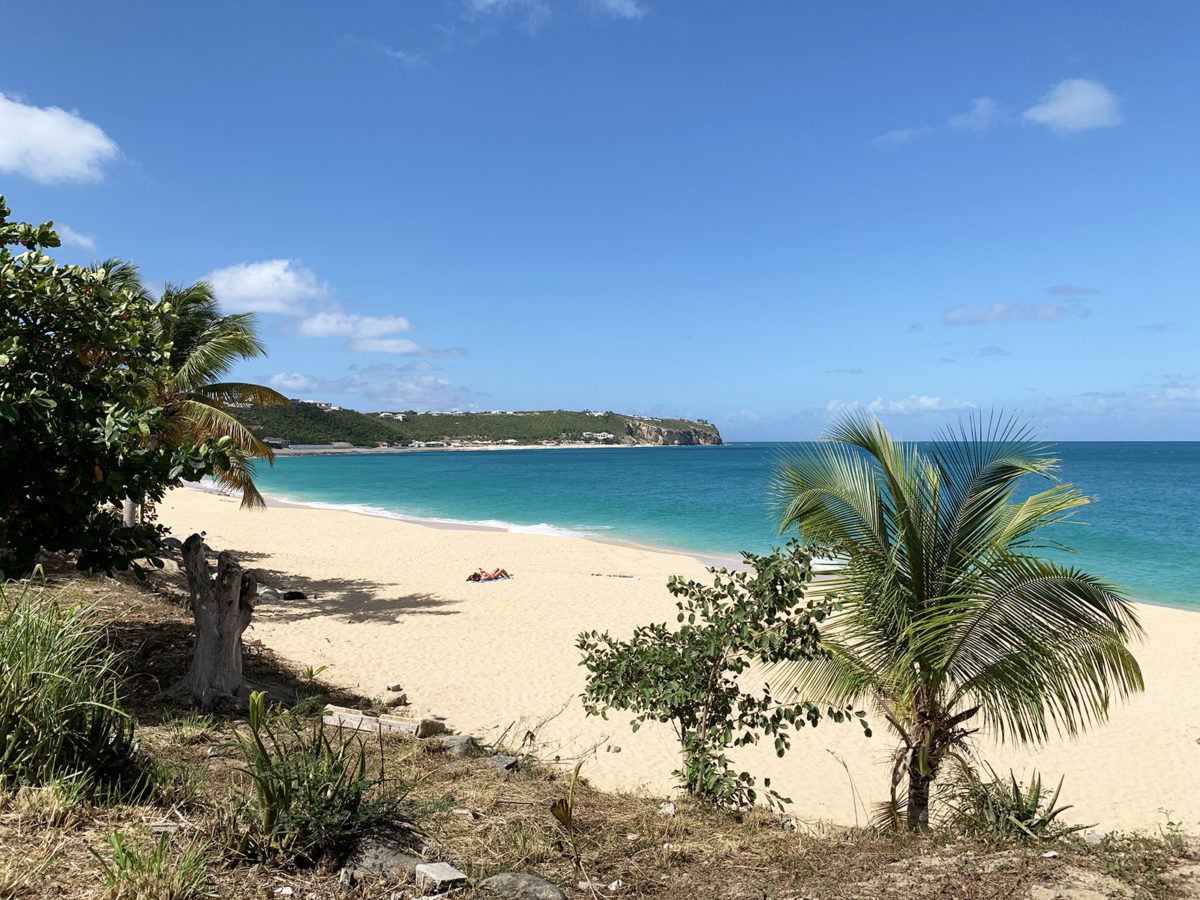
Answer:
top-left (156, 486), bottom-right (1200, 835)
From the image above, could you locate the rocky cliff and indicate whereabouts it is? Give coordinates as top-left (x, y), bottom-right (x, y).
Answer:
top-left (620, 420), bottom-right (723, 446)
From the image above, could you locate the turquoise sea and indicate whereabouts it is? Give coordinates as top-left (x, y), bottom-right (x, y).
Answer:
top-left (247, 442), bottom-right (1200, 611)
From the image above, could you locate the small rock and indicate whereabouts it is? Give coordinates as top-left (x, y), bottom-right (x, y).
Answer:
top-left (607, 879), bottom-right (624, 892)
top-left (386, 693), bottom-right (410, 708)
top-left (435, 734), bottom-right (482, 759)
top-left (415, 862), bottom-right (468, 893)
top-left (658, 801), bottom-right (676, 816)
top-left (1041, 850), bottom-right (1060, 858)
top-left (417, 717), bottom-right (448, 739)
top-left (480, 872), bottom-right (567, 900)
top-left (776, 814), bottom-right (796, 831)
top-left (451, 807), bottom-right (477, 818)
top-left (257, 587), bottom-right (280, 603)
top-left (274, 890), bottom-right (294, 897)
top-left (338, 868), bottom-right (355, 887)
top-left (487, 754), bottom-right (519, 772)
top-left (626, 833), bottom-right (639, 840)
top-left (577, 882), bottom-right (605, 891)
top-left (387, 682), bottom-right (404, 692)
top-left (606, 745), bottom-right (622, 753)
top-left (1085, 831), bottom-right (1104, 845)
top-left (283, 590), bottom-right (306, 600)
top-left (347, 835), bottom-right (424, 879)
top-left (147, 819), bottom-right (180, 834)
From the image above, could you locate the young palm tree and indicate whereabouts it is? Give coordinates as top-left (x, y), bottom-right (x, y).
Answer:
top-left (771, 412), bottom-right (1143, 830)
top-left (150, 280), bottom-right (288, 507)
top-left (92, 260), bottom-right (287, 512)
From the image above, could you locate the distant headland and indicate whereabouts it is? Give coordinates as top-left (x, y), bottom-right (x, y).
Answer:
top-left (235, 402), bottom-right (723, 451)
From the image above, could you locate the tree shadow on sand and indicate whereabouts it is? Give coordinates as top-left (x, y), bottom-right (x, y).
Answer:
top-left (220, 552), bottom-right (460, 626)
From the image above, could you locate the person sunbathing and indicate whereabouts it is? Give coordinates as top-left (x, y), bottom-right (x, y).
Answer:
top-left (467, 568), bottom-right (512, 581)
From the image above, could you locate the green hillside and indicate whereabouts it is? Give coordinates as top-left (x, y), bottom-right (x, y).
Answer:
top-left (234, 404), bottom-right (721, 447)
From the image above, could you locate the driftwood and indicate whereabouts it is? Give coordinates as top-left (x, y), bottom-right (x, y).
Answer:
top-left (158, 533), bottom-right (257, 711)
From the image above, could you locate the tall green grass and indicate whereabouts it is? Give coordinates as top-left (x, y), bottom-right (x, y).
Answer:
top-left (225, 691), bottom-right (417, 865)
top-left (0, 579), bottom-right (138, 786)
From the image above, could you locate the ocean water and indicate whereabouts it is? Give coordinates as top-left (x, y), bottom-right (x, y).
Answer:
top-left (246, 442), bottom-right (1200, 611)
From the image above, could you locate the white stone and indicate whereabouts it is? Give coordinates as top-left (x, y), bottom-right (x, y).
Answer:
top-left (415, 862), bottom-right (467, 893)
top-left (1085, 831), bottom-right (1104, 845)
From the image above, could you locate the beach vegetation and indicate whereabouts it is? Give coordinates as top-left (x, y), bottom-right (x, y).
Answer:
top-left (224, 691), bottom-right (418, 865)
top-left (945, 761), bottom-right (1087, 842)
top-left (0, 199), bottom-right (235, 575)
top-left (772, 412), bottom-right (1144, 831)
top-left (578, 542), bottom-right (870, 809)
top-left (0, 579), bottom-right (138, 787)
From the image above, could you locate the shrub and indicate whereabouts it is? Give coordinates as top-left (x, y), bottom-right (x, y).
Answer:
top-left (948, 760), bottom-right (1088, 841)
top-left (226, 692), bottom-right (416, 865)
top-left (0, 581), bottom-right (137, 786)
top-left (578, 542), bottom-right (869, 808)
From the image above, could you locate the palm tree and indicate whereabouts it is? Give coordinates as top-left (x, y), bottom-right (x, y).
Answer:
top-left (771, 412), bottom-right (1143, 830)
top-left (91, 260), bottom-right (286, 514)
top-left (149, 278), bottom-right (287, 507)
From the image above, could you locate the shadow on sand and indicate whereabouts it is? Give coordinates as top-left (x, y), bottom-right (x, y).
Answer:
top-left (226, 551), bottom-right (460, 625)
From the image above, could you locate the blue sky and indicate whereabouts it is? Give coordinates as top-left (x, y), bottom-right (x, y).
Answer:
top-left (3, 1), bottom-right (1198, 440)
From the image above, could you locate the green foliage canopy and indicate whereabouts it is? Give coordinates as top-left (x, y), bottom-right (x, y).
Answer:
top-left (0, 198), bottom-right (233, 574)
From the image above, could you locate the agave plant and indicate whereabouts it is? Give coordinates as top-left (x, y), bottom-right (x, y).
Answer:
top-left (771, 411), bottom-right (1143, 830)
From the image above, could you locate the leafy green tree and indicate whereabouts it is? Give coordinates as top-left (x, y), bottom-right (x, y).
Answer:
top-left (579, 542), bottom-right (868, 808)
top-left (771, 412), bottom-right (1143, 830)
top-left (92, 261), bottom-right (287, 512)
top-left (0, 199), bottom-right (233, 575)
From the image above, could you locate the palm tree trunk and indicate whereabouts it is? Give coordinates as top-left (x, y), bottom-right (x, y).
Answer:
top-left (906, 768), bottom-right (933, 831)
top-left (122, 497), bottom-right (137, 528)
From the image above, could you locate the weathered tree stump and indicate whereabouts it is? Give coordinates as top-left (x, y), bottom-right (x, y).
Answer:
top-left (158, 533), bottom-right (257, 711)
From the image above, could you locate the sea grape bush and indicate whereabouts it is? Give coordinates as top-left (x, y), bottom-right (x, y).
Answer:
top-left (0, 197), bottom-right (233, 575)
top-left (578, 541), bottom-right (870, 808)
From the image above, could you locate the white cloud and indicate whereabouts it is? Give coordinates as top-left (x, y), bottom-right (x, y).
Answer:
top-left (464, 0), bottom-right (550, 29)
top-left (592, 0), bottom-right (647, 19)
top-left (1047, 283), bottom-right (1097, 295)
top-left (0, 92), bottom-right (119, 184)
top-left (942, 301), bottom-right (1089, 326)
top-left (874, 127), bottom-right (931, 146)
top-left (865, 395), bottom-right (976, 415)
top-left (297, 310), bottom-right (412, 339)
top-left (946, 97), bottom-right (1004, 133)
top-left (349, 337), bottom-right (467, 357)
top-left (380, 45), bottom-right (429, 67)
top-left (268, 372), bottom-right (320, 393)
top-left (269, 364), bottom-right (477, 409)
top-left (206, 259), bottom-right (329, 314)
top-left (55, 223), bottom-right (97, 252)
top-left (1023, 79), bottom-right (1122, 133)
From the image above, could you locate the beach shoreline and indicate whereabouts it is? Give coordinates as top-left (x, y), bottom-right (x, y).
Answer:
top-left (155, 486), bottom-right (1200, 834)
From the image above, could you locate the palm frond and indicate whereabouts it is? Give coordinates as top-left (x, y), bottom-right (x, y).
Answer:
top-left (178, 400), bottom-right (275, 463)
top-left (198, 382), bottom-right (289, 409)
